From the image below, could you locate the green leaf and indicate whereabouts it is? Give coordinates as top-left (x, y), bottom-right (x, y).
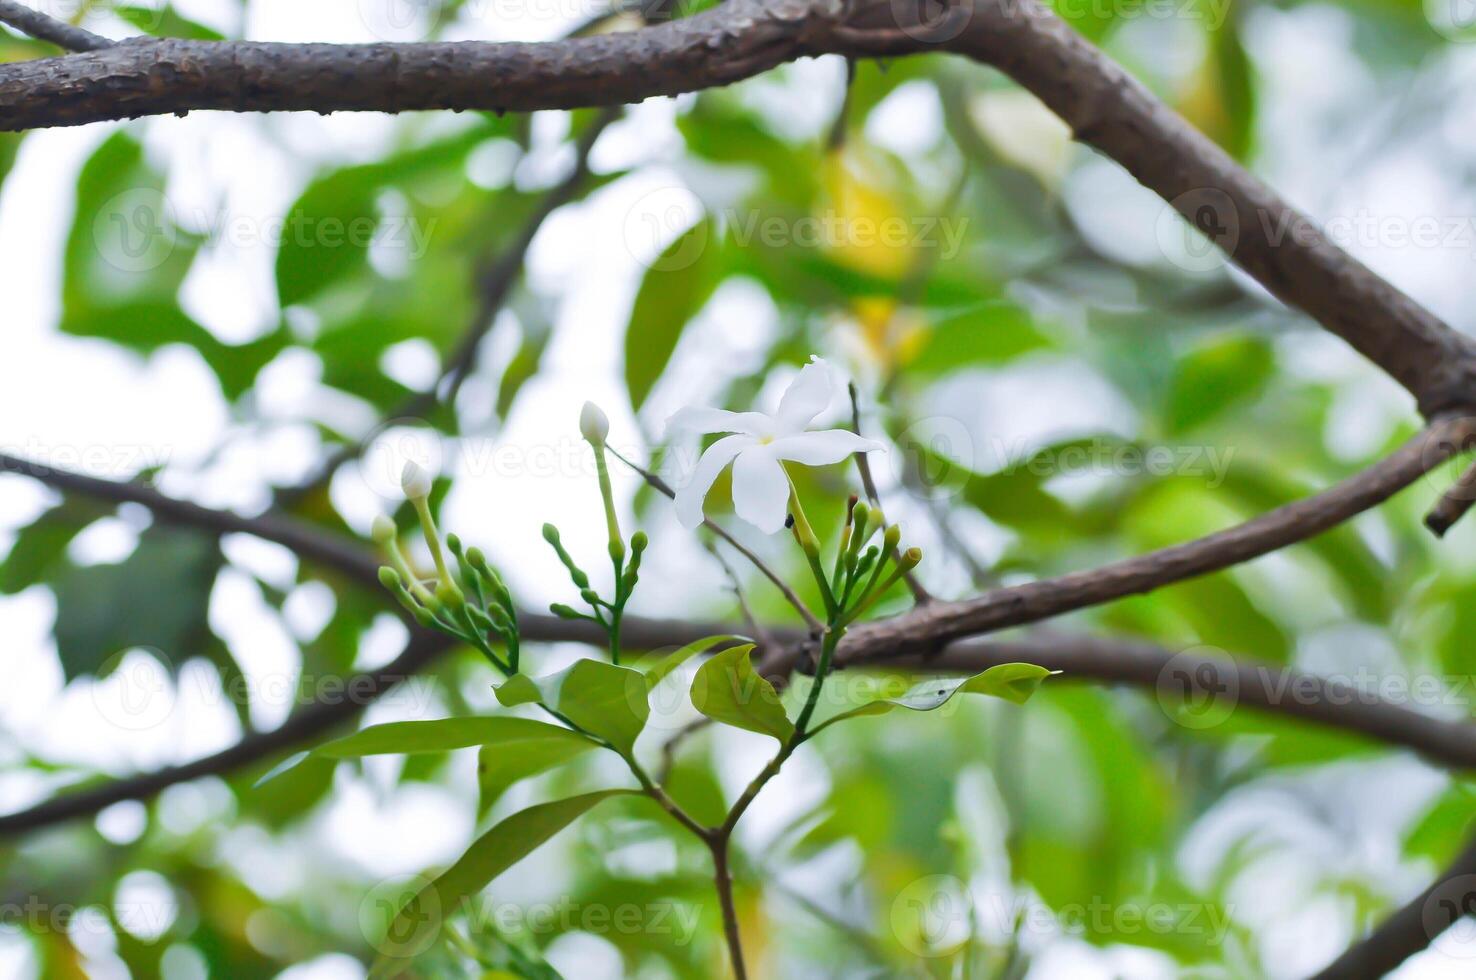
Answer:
top-left (477, 734), bottom-right (599, 819)
top-left (0, 500), bottom-right (108, 595)
top-left (689, 644), bottom-right (792, 743)
top-left (495, 660), bottom-right (649, 757)
top-left (51, 526), bottom-right (221, 681)
top-left (313, 717), bottom-right (596, 759)
top-left (370, 790), bottom-right (632, 978)
top-left (906, 302), bottom-right (1053, 375)
top-left (623, 218), bottom-right (722, 409)
top-left (1165, 333), bottom-right (1274, 434)
top-left (809, 664), bottom-right (1055, 736)
top-left (275, 171), bottom-right (378, 308)
top-left (114, 4), bottom-right (226, 39)
top-left (641, 634), bottom-right (751, 691)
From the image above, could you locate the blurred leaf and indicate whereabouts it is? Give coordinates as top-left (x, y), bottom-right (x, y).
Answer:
top-left (905, 301), bottom-right (1053, 375)
top-left (477, 733), bottom-right (599, 819)
top-left (495, 659), bottom-right (649, 757)
top-left (1165, 333), bottom-right (1274, 434)
top-left (624, 218), bottom-right (723, 410)
top-left (371, 791), bottom-right (633, 978)
top-left (0, 500), bottom-right (108, 594)
top-left (51, 526), bottom-right (221, 680)
top-left (810, 664), bottom-right (1055, 735)
top-left (115, 4), bottom-right (226, 39)
top-left (689, 644), bottom-right (791, 742)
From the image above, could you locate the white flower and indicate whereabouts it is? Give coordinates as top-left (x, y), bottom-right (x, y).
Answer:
top-left (667, 357), bottom-right (883, 534)
top-left (400, 460), bottom-right (432, 499)
top-left (579, 401), bottom-right (609, 445)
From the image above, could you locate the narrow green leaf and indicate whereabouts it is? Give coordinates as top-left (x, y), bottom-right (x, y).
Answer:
top-left (495, 660), bottom-right (649, 757)
top-left (623, 218), bottom-right (722, 409)
top-left (477, 735), bottom-right (599, 819)
top-left (370, 790), bottom-right (631, 978)
top-left (642, 634), bottom-right (751, 691)
top-left (689, 644), bottom-right (792, 743)
top-left (809, 663), bottom-right (1056, 736)
top-left (314, 717), bottom-right (596, 759)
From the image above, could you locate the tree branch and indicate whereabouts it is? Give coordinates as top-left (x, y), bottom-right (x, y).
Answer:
top-left (836, 417), bottom-right (1476, 667)
top-left (0, 0), bottom-right (114, 52)
top-left (6, 0), bottom-right (1472, 416)
top-left (1309, 832), bottom-right (1476, 979)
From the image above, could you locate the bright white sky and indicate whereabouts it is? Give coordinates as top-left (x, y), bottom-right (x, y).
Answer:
top-left (3, 0), bottom-right (1476, 977)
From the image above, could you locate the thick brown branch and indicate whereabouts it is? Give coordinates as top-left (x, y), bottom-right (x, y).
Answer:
top-left (0, 0), bottom-right (826, 130)
top-left (5, 0), bottom-right (1471, 415)
top-left (837, 418), bottom-right (1476, 667)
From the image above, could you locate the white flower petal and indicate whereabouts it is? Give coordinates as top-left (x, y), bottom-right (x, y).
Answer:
top-left (674, 434), bottom-right (753, 528)
top-left (773, 356), bottom-right (836, 432)
top-left (770, 429), bottom-right (886, 467)
top-left (730, 447), bottom-right (792, 534)
top-left (666, 406), bottom-right (772, 438)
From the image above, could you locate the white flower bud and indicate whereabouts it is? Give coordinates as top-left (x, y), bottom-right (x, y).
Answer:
top-left (580, 401), bottom-right (610, 446)
top-left (400, 460), bottom-right (432, 499)
top-left (370, 514), bottom-right (397, 544)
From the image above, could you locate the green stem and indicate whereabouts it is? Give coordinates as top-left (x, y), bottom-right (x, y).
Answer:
top-left (786, 480), bottom-right (835, 615)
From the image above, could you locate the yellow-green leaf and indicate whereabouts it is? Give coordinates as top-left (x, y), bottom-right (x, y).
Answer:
top-left (689, 644), bottom-right (792, 743)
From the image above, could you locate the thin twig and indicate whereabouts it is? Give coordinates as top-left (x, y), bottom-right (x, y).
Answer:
top-left (278, 107), bottom-right (620, 506)
top-left (607, 446), bottom-right (825, 634)
top-left (0, 0), bottom-right (114, 51)
top-left (848, 381), bottom-right (931, 605)
top-left (1424, 458), bottom-right (1476, 537)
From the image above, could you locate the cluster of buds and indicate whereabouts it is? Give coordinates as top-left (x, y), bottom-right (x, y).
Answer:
top-left (375, 461), bottom-right (521, 674)
top-left (824, 496), bottom-right (921, 626)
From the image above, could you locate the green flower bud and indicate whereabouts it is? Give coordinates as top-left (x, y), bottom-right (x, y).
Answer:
top-left (884, 524), bottom-right (901, 552)
top-left (466, 546), bottom-right (487, 569)
top-left (580, 588), bottom-right (600, 606)
top-left (900, 546), bottom-right (923, 570)
top-left (631, 531), bottom-right (648, 555)
top-left (542, 523), bottom-right (561, 544)
top-left (550, 603), bottom-right (583, 620)
top-left (446, 533), bottom-right (463, 555)
top-left (370, 514), bottom-right (397, 546)
top-left (377, 566), bottom-right (403, 590)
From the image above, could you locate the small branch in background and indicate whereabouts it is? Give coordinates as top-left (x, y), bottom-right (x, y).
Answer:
top-left (0, 0), bottom-right (114, 51)
top-left (825, 58), bottom-right (856, 151)
top-left (848, 381), bottom-right (931, 605)
top-left (1425, 458), bottom-right (1476, 537)
top-left (705, 539), bottom-right (777, 652)
top-left (655, 717), bottom-right (710, 785)
top-left (608, 446), bottom-right (826, 635)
